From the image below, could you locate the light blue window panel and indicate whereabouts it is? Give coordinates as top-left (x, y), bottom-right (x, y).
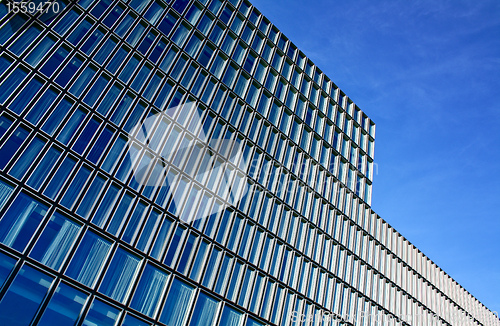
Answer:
top-left (0, 178), bottom-right (14, 212)
top-left (122, 314), bottom-right (150, 326)
top-left (214, 254), bottom-right (231, 295)
top-left (87, 126), bottom-right (114, 164)
top-left (5, 78), bottom-right (43, 114)
top-left (56, 107), bottom-right (86, 145)
top-left (54, 9), bottom-right (80, 36)
top-left (26, 88), bottom-right (58, 125)
top-left (60, 165), bottom-right (92, 209)
top-left (116, 12), bottom-right (135, 36)
top-left (189, 239), bottom-right (209, 282)
top-left (27, 146), bottom-right (61, 190)
top-left (107, 192), bottom-right (134, 236)
top-left (9, 136), bottom-right (45, 180)
top-left (83, 74), bottom-right (110, 107)
top-left (144, 1), bottom-right (165, 25)
top-left (82, 299), bottom-right (120, 326)
top-left (219, 306), bottom-right (243, 326)
top-left (76, 175), bottom-right (106, 219)
top-left (101, 135), bottom-right (127, 173)
top-left (70, 65), bottom-right (96, 97)
top-left (43, 156), bottom-right (77, 199)
top-left (90, 183), bottom-right (120, 228)
top-left (0, 67), bottom-right (29, 104)
top-left (130, 0), bottom-right (150, 13)
top-left (65, 230), bottom-right (111, 287)
top-left (177, 232), bottom-right (196, 274)
top-left (172, 22), bottom-right (191, 47)
top-left (143, 72), bottom-right (163, 101)
top-left (159, 47), bottom-right (178, 72)
top-left (126, 21), bottom-right (147, 47)
top-left (130, 263), bottom-right (169, 318)
top-left (9, 24), bottom-right (42, 56)
top-left (99, 247), bottom-right (140, 303)
top-left (0, 192), bottom-right (48, 252)
top-left (29, 212), bottom-right (80, 270)
top-left (0, 265), bottom-right (53, 325)
top-left (67, 19), bottom-right (92, 46)
top-left (0, 15), bottom-right (28, 45)
top-left (97, 83), bottom-right (122, 116)
top-left (109, 92), bottom-right (135, 126)
top-left (131, 64), bottom-right (152, 91)
top-left (40, 97), bottom-right (72, 136)
top-left (189, 292), bottom-right (219, 326)
top-left (136, 209), bottom-right (161, 253)
top-left (121, 201), bottom-right (147, 244)
top-left (138, 31), bottom-right (156, 55)
top-left (94, 37), bottom-right (117, 65)
top-left (159, 278), bottom-right (195, 326)
top-left (246, 317), bottom-right (265, 326)
top-left (118, 55), bottom-right (141, 83)
top-left (37, 282), bottom-right (87, 326)
top-left (0, 56), bottom-right (13, 77)
top-left (0, 252), bottom-right (16, 288)
top-left (150, 217), bottom-right (174, 260)
top-left (201, 246), bottom-right (221, 288)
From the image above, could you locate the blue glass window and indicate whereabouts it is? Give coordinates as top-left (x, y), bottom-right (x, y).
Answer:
top-left (76, 175), bottom-right (106, 219)
top-left (0, 15), bottom-right (28, 45)
top-left (43, 155), bottom-right (77, 199)
top-left (54, 9), bottom-right (80, 35)
top-left (122, 314), bottom-right (150, 326)
top-left (87, 126), bottom-right (114, 164)
top-left (56, 107), bottom-right (86, 145)
top-left (135, 209), bottom-right (161, 252)
top-left (72, 118), bottom-right (100, 154)
top-left (99, 247), bottom-right (140, 303)
top-left (130, 263), bottom-right (169, 318)
top-left (37, 282), bottom-right (87, 326)
top-left (40, 97), bottom-right (73, 136)
top-left (122, 201), bottom-right (147, 244)
top-left (116, 13), bottom-right (135, 37)
top-left (144, 2), bottom-right (165, 25)
top-left (68, 19), bottom-right (92, 45)
top-left (0, 67), bottom-right (29, 104)
top-left (9, 136), bottom-right (45, 180)
top-left (0, 192), bottom-right (48, 252)
top-left (97, 83), bottom-right (122, 117)
top-left (103, 4), bottom-right (124, 27)
top-left (65, 230), bottom-right (111, 287)
top-left (107, 192), bottom-right (134, 236)
top-left (90, 183), bottom-right (120, 228)
top-left (0, 252), bottom-right (16, 288)
top-left (40, 46), bottom-right (69, 77)
top-left (149, 38), bottom-right (167, 63)
top-left (119, 55), bottom-right (141, 83)
top-left (130, 0), bottom-right (149, 12)
top-left (27, 146), bottom-right (61, 190)
top-left (25, 88), bottom-right (58, 125)
top-left (158, 13), bottom-right (177, 35)
top-left (83, 74), bottom-right (110, 106)
top-left (82, 299), bottom-right (120, 326)
top-left (94, 37), bottom-right (117, 65)
top-left (219, 306), bottom-right (243, 326)
top-left (59, 164), bottom-right (92, 209)
top-left (159, 278), bottom-right (195, 326)
top-left (55, 56), bottom-right (83, 87)
top-left (69, 65), bottom-right (96, 97)
top-left (30, 212), bottom-right (80, 270)
top-left (91, 0), bottom-right (112, 18)
top-left (189, 292), bottom-right (219, 326)
top-left (150, 216), bottom-right (174, 259)
top-left (0, 265), bottom-right (53, 326)
top-left (9, 24), bottom-right (42, 56)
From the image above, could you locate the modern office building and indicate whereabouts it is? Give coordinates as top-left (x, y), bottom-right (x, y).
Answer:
top-left (0, 0), bottom-right (498, 325)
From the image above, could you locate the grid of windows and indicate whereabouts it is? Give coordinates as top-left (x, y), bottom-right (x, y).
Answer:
top-left (0, 0), bottom-right (498, 326)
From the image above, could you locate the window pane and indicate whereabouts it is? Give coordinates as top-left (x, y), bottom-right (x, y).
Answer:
top-left (159, 278), bottom-right (195, 326)
top-left (99, 247), bottom-right (141, 303)
top-left (0, 192), bottom-right (49, 252)
top-left (65, 230), bottom-right (111, 287)
top-left (190, 292), bottom-right (219, 326)
top-left (29, 212), bottom-right (80, 270)
top-left (219, 305), bottom-right (242, 326)
top-left (0, 252), bottom-right (16, 289)
top-left (0, 265), bottom-right (53, 325)
top-left (37, 282), bottom-right (87, 326)
top-left (130, 263), bottom-right (169, 318)
top-left (82, 299), bottom-right (120, 326)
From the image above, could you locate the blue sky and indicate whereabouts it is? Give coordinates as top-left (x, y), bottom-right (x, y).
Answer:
top-left (250, 0), bottom-right (500, 314)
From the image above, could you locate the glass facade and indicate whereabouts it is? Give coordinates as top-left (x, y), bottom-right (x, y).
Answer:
top-left (0, 0), bottom-right (498, 325)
